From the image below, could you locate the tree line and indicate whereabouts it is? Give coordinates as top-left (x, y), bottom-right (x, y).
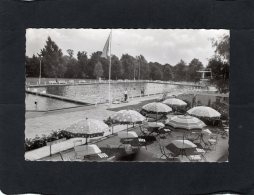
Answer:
top-left (25, 35), bottom-right (229, 92)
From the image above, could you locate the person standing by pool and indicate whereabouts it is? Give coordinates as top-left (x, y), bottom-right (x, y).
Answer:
top-left (124, 88), bottom-right (128, 102)
top-left (142, 87), bottom-right (145, 97)
top-left (34, 101), bottom-right (38, 110)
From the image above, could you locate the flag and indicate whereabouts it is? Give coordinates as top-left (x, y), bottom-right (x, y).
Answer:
top-left (101, 32), bottom-right (111, 58)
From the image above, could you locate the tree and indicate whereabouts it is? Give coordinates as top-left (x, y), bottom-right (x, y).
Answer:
top-left (173, 60), bottom-right (188, 81)
top-left (63, 55), bottom-right (78, 78)
top-left (149, 62), bottom-right (163, 80)
top-left (111, 55), bottom-right (123, 80)
top-left (93, 61), bottom-right (104, 79)
top-left (207, 57), bottom-right (229, 93)
top-left (121, 54), bottom-right (136, 80)
top-left (77, 51), bottom-right (89, 78)
top-left (188, 58), bottom-right (204, 82)
top-left (25, 55), bottom-right (40, 77)
top-left (163, 64), bottom-right (174, 81)
top-left (67, 49), bottom-right (74, 58)
top-left (212, 34), bottom-right (230, 63)
top-left (136, 55), bottom-right (150, 80)
top-left (88, 51), bottom-right (102, 78)
top-left (208, 34), bottom-right (230, 92)
top-left (40, 36), bottom-right (63, 78)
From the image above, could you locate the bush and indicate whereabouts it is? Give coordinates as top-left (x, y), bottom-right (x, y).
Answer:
top-left (25, 130), bottom-right (104, 152)
top-left (211, 102), bottom-right (229, 121)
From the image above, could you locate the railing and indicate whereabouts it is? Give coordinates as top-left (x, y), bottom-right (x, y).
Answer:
top-left (26, 78), bottom-right (206, 88)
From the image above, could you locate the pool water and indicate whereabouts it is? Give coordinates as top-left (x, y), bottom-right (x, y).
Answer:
top-left (26, 82), bottom-right (204, 111)
top-left (26, 94), bottom-right (80, 111)
top-left (39, 83), bottom-right (195, 103)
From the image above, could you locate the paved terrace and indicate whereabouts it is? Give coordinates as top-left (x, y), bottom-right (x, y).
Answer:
top-left (25, 93), bottom-right (165, 138)
top-left (25, 94), bottom-right (165, 160)
top-left (39, 125), bottom-right (229, 162)
top-left (25, 89), bottom-right (227, 161)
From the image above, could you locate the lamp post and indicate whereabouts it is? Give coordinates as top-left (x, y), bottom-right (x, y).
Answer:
top-left (133, 62), bottom-right (136, 81)
top-left (38, 54), bottom-right (42, 85)
top-left (138, 57), bottom-right (141, 81)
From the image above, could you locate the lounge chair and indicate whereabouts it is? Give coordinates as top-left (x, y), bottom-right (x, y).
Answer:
top-left (58, 80), bottom-right (67, 84)
top-left (188, 154), bottom-right (202, 162)
top-left (106, 156), bottom-right (116, 161)
top-left (158, 139), bottom-right (179, 161)
top-left (97, 153), bottom-right (109, 159)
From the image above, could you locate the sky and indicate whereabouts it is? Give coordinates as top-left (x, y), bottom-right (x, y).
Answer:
top-left (26, 29), bottom-right (229, 66)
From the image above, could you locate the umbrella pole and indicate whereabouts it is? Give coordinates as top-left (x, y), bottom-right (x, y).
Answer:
top-left (85, 137), bottom-right (88, 145)
top-left (156, 112), bottom-right (158, 124)
top-left (182, 133), bottom-right (185, 156)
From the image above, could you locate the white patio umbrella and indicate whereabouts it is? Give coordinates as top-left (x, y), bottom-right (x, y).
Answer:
top-left (163, 98), bottom-right (187, 107)
top-left (187, 106), bottom-right (221, 118)
top-left (142, 102), bottom-right (172, 122)
top-left (65, 118), bottom-right (108, 144)
top-left (111, 110), bottom-right (146, 132)
top-left (166, 115), bottom-right (206, 144)
top-left (142, 102), bottom-right (172, 114)
top-left (166, 115), bottom-right (206, 131)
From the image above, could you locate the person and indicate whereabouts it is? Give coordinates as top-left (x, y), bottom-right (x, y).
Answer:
top-left (34, 101), bottom-right (38, 109)
top-left (124, 89), bottom-right (128, 102)
top-left (141, 88), bottom-right (144, 97)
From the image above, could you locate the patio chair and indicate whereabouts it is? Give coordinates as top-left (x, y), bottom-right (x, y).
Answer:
top-left (158, 140), bottom-right (179, 161)
top-left (187, 154), bottom-right (202, 162)
top-left (221, 128), bottom-right (229, 139)
top-left (98, 153), bottom-right (109, 159)
top-left (140, 128), bottom-right (150, 135)
top-left (193, 148), bottom-right (207, 161)
top-left (200, 134), bottom-right (218, 151)
top-left (159, 145), bottom-right (179, 161)
top-left (138, 138), bottom-right (147, 150)
top-left (208, 134), bottom-right (218, 151)
top-left (163, 128), bottom-right (172, 137)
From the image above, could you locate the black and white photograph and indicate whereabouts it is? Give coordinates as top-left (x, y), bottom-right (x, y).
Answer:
top-left (25, 29), bottom-right (229, 162)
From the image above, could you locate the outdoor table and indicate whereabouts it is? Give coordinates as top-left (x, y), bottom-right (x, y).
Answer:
top-left (187, 129), bottom-right (212, 145)
top-left (118, 131), bottom-right (138, 139)
top-left (74, 144), bottom-right (102, 159)
top-left (147, 122), bottom-right (165, 135)
top-left (170, 140), bottom-right (197, 156)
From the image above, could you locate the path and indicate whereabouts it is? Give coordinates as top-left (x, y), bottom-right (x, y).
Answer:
top-left (25, 94), bottom-right (164, 139)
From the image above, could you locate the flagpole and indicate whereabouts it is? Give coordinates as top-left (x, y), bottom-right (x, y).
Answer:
top-left (108, 30), bottom-right (112, 106)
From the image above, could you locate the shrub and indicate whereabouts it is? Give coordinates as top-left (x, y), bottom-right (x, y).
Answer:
top-left (24, 129), bottom-right (104, 152)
